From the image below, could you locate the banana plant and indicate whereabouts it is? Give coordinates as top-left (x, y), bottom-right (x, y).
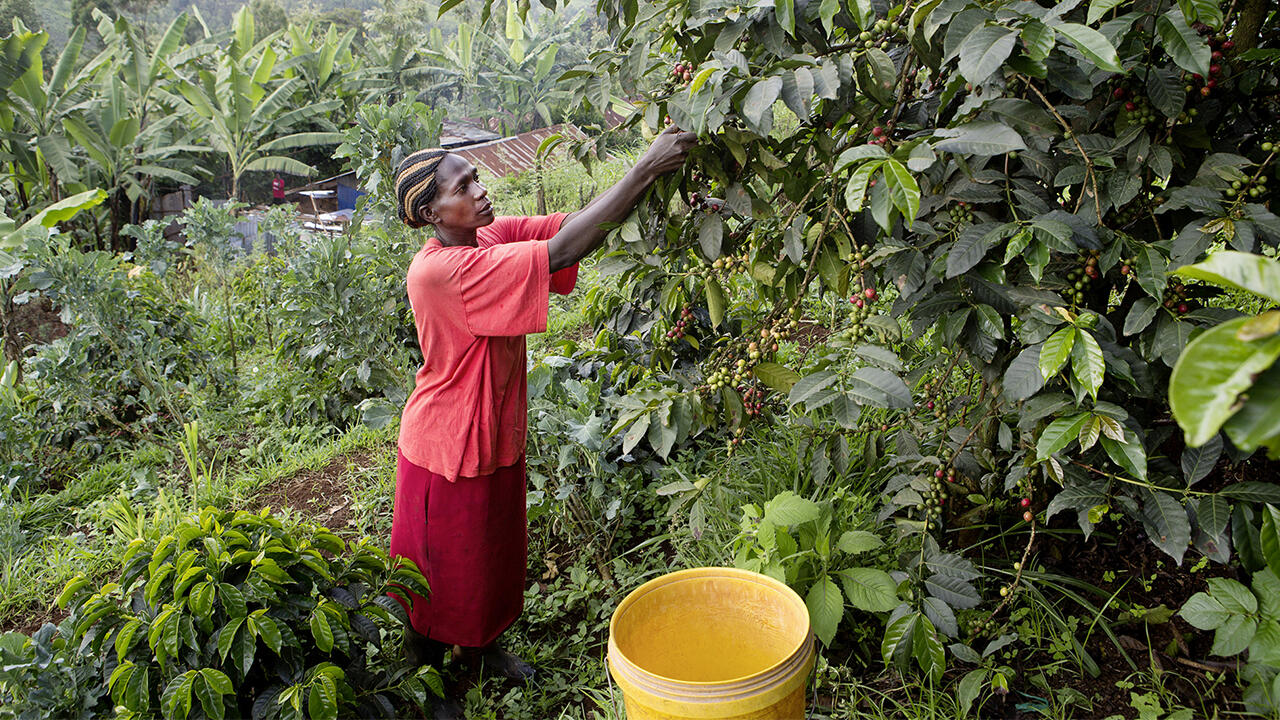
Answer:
top-left (0, 24), bottom-right (107, 210)
top-left (279, 20), bottom-right (365, 119)
top-left (63, 13), bottom-right (205, 249)
top-left (170, 8), bottom-right (343, 200)
top-left (63, 77), bottom-right (204, 248)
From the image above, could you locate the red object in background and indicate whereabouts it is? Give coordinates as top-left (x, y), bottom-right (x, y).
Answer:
top-left (271, 177), bottom-right (285, 200)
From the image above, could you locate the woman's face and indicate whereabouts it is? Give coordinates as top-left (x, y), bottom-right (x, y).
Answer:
top-left (424, 154), bottom-right (494, 229)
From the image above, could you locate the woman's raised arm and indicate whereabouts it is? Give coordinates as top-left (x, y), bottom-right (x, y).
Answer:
top-left (547, 125), bottom-right (697, 273)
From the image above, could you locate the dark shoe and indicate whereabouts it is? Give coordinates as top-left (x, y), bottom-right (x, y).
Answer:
top-left (426, 693), bottom-right (464, 720)
top-left (463, 644), bottom-right (537, 682)
top-left (404, 627), bottom-right (450, 668)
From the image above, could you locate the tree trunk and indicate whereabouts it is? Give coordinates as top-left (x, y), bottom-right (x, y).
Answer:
top-left (1232, 0), bottom-right (1267, 52)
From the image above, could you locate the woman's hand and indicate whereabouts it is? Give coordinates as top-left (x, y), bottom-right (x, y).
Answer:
top-left (635, 125), bottom-right (698, 180)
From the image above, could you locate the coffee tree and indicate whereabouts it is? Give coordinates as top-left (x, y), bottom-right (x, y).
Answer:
top-left (558, 0), bottom-right (1280, 674)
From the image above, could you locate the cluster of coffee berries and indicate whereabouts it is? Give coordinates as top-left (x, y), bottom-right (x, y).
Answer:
top-left (1263, 140), bottom-right (1276, 153)
top-left (856, 18), bottom-right (902, 50)
top-left (918, 380), bottom-right (950, 421)
top-left (690, 192), bottom-right (725, 214)
top-left (671, 61), bottom-right (692, 84)
top-left (1063, 251), bottom-right (1099, 305)
top-left (1019, 496), bottom-right (1034, 524)
top-left (837, 285), bottom-right (879, 342)
top-left (868, 124), bottom-right (891, 146)
top-left (702, 318), bottom-right (796, 394)
top-left (729, 425), bottom-right (746, 447)
top-left (664, 305), bottom-right (694, 342)
top-left (1163, 280), bottom-right (1193, 315)
top-left (741, 385), bottom-right (767, 418)
top-left (1175, 107), bottom-right (1200, 124)
top-left (947, 201), bottom-right (975, 225)
top-left (1227, 172), bottom-right (1269, 199)
top-left (1119, 95), bottom-right (1157, 126)
top-left (918, 471), bottom-right (949, 522)
top-left (689, 253), bottom-right (749, 280)
top-left (845, 243), bottom-right (872, 269)
top-left (967, 615), bottom-right (996, 637)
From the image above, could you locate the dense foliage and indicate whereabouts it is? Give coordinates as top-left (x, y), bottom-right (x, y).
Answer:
top-left (550, 0), bottom-right (1280, 699)
top-left (1, 0), bottom-right (1279, 717)
top-left (1, 508), bottom-right (440, 720)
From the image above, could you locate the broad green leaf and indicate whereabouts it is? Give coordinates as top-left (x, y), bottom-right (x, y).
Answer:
top-left (1181, 435), bottom-right (1222, 485)
top-left (1180, 592), bottom-right (1229, 630)
top-left (1124, 298), bottom-right (1157, 336)
top-left (1070, 330), bottom-right (1105, 399)
top-left (310, 609), bottom-right (334, 653)
top-left (946, 224), bottom-right (995, 278)
top-left (1142, 490), bottom-right (1191, 564)
top-left (1053, 22), bottom-right (1124, 72)
top-left (1172, 251), bottom-right (1280, 305)
top-left (836, 530), bottom-right (883, 554)
top-left (1087, 0), bottom-right (1126, 24)
top-left (806, 575), bottom-right (844, 645)
top-left (1197, 494), bottom-right (1232, 539)
top-left (775, 0), bottom-right (796, 36)
top-left (308, 673), bottom-right (338, 720)
top-left (957, 25), bottom-right (1018, 86)
top-left (754, 362), bottom-right (801, 393)
top-left (706, 277), bottom-right (726, 328)
top-left (742, 76), bottom-right (782, 133)
top-left (193, 674), bottom-right (225, 720)
top-left (698, 214), bottom-right (723, 259)
top-left (934, 122), bottom-right (1027, 155)
top-left (1036, 412), bottom-right (1090, 461)
top-left (764, 491), bottom-right (821, 526)
top-left (1262, 505), bottom-right (1280, 580)
top-left (1101, 427), bottom-right (1148, 481)
top-left (884, 159), bottom-right (921, 226)
top-left (1211, 614), bottom-right (1256, 656)
top-left (958, 669), bottom-right (989, 717)
top-left (845, 161), bottom-right (880, 212)
top-left (789, 370), bottom-right (839, 407)
top-left (912, 614), bottom-right (946, 682)
top-left (1004, 345), bottom-right (1046, 401)
top-left (1208, 577), bottom-right (1258, 615)
top-left (839, 568), bottom-right (899, 612)
top-left (1155, 10), bottom-right (1210, 77)
top-left (1039, 326), bottom-right (1076, 379)
top-left (882, 613), bottom-right (917, 673)
top-left (1221, 482), bottom-right (1280, 504)
top-left (1170, 317), bottom-right (1280, 447)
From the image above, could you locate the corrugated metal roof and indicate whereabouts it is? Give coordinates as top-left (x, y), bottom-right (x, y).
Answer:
top-left (441, 119), bottom-right (502, 147)
top-left (453, 123), bottom-right (588, 177)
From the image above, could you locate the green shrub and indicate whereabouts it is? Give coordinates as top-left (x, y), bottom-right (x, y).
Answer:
top-left (52, 507), bottom-right (440, 720)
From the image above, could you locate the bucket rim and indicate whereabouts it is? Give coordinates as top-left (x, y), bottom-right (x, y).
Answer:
top-left (607, 566), bottom-right (812, 688)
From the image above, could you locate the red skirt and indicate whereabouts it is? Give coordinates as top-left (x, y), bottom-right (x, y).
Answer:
top-left (388, 450), bottom-right (528, 647)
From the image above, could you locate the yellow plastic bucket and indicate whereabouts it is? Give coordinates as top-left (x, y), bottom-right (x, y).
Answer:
top-left (607, 567), bottom-right (815, 719)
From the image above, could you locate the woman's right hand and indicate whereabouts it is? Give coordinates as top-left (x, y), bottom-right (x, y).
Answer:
top-left (637, 124), bottom-right (698, 179)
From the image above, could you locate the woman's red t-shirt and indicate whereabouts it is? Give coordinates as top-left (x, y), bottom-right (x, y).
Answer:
top-left (398, 213), bottom-right (576, 481)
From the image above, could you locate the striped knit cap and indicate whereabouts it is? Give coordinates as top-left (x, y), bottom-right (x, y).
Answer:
top-left (395, 148), bottom-right (450, 228)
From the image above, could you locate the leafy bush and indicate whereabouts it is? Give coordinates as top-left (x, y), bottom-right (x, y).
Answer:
top-left (265, 229), bottom-right (417, 427)
top-left (333, 98), bottom-right (443, 227)
top-left (562, 0), bottom-right (1280, 681)
top-left (22, 235), bottom-right (228, 450)
top-left (1179, 504), bottom-right (1280, 716)
top-left (53, 507), bottom-right (440, 720)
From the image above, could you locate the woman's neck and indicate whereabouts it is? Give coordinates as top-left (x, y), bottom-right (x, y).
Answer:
top-left (435, 225), bottom-right (478, 247)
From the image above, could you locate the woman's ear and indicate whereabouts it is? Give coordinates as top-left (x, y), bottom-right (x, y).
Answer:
top-left (421, 205), bottom-right (439, 225)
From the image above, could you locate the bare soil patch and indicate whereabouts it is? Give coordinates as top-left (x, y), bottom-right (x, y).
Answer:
top-left (249, 449), bottom-right (380, 533)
